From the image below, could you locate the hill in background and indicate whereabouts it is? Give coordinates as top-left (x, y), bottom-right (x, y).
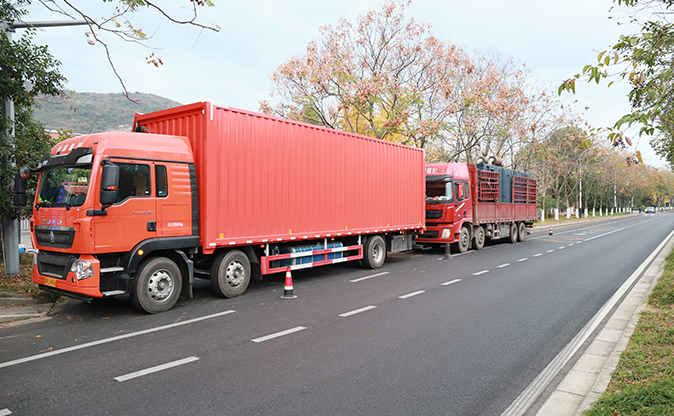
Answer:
top-left (33, 92), bottom-right (182, 134)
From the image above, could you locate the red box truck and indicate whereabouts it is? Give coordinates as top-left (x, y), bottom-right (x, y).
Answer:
top-left (417, 162), bottom-right (537, 252)
top-left (14, 102), bottom-right (425, 313)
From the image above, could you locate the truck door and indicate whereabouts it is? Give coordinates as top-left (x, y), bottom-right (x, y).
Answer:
top-left (154, 163), bottom-right (193, 238)
top-left (454, 181), bottom-right (469, 224)
top-left (94, 160), bottom-right (157, 251)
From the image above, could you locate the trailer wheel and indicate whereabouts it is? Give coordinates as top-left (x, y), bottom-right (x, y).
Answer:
top-left (456, 226), bottom-right (470, 253)
top-left (518, 222), bottom-right (526, 242)
top-left (132, 257), bottom-right (182, 314)
top-left (509, 223), bottom-right (518, 244)
top-left (360, 235), bottom-right (387, 269)
top-left (473, 226), bottom-right (485, 250)
top-left (211, 250), bottom-right (251, 298)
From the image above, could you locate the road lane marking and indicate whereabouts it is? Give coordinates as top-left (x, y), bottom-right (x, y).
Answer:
top-left (518, 258), bottom-right (528, 262)
top-left (473, 270), bottom-right (489, 276)
top-left (503, 227), bottom-right (674, 416)
top-left (252, 326), bottom-right (307, 343)
top-left (339, 306), bottom-right (377, 317)
top-left (497, 263), bottom-right (511, 268)
top-left (546, 250), bottom-right (555, 253)
top-left (568, 243), bottom-right (574, 247)
top-left (0, 409), bottom-right (11, 416)
top-left (349, 272), bottom-right (389, 283)
top-left (558, 246), bottom-right (566, 250)
top-left (0, 310), bottom-right (236, 370)
top-left (576, 241), bottom-right (582, 244)
top-left (114, 356), bottom-right (199, 382)
top-left (442, 279), bottom-right (462, 286)
top-left (533, 253), bottom-right (543, 257)
top-left (398, 290), bottom-right (425, 299)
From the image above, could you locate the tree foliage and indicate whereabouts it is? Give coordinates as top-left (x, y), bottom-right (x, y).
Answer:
top-left (558, 0), bottom-right (674, 165)
top-left (262, 0), bottom-right (540, 163)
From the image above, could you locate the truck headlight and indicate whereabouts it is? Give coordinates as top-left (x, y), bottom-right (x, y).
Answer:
top-left (441, 229), bottom-right (451, 239)
top-left (71, 260), bottom-right (94, 280)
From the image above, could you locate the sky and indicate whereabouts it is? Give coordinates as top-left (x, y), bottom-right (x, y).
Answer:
top-left (19, 0), bottom-right (668, 168)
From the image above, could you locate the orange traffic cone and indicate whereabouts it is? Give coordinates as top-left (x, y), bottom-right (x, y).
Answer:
top-left (280, 267), bottom-right (297, 299)
top-left (549, 226), bottom-right (553, 236)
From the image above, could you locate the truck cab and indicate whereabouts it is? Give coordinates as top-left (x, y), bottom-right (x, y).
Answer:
top-left (419, 163), bottom-right (473, 251)
top-left (14, 132), bottom-right (199, 312)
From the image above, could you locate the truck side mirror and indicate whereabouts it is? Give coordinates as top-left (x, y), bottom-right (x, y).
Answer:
top-left (13, 172), bottom-right (28, 207)
top-left (100, 163), bottom-right (119, 208)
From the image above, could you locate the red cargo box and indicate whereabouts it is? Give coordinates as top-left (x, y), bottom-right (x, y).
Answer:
top-left (134, 102), bottom-right (425, 254)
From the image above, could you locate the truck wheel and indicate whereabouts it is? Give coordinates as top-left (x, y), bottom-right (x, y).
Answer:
top-left (456, 226), bottom-right (470, 253)
top-left (509, 223), bottom-right (518, 244)
top-left (473, 226), bottom-right (485, 250)
top-left (211, 250), bottom-right (251, 298)
top-left (132, 257), bottom-right (182, 314)
top-left (360, 235), bottom-right (387, 269)
top-left (518, 222), bottom-right (526, 242)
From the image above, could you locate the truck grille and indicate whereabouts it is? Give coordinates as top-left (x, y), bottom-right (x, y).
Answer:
top-left (37, 251), bottom-right (79, 279)
top-left (34, 226), bottom-right (76, 249)
top-left (426, 210), bottom-right (443, 220)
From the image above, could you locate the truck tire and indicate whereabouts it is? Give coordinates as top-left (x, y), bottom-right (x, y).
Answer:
top-left (509, 223), bottom-right (518, 244)
top-left (132, 257), bottom-right (183, 314)
top-left (473, 226), bottom-right (485, 250)
top-left (359, 235), bottom-right (387, 269)
top-left (211, 250), bottom-right (251, 298)
top-left (456, 226), bottom-right (470, 253)
top-left (518, 222), bottom-right (526, 242)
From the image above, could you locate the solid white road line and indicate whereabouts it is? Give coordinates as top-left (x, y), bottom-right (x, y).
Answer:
top-left (349, 272), bottom-right (389, 283)
top-left (252, 326), bottom-right (307, 343)
top-left (502, 227), bottom-right (674, 416)
top-left (0, 310), bottom-right (236, 370)
top-left (442, 279), bottom-right (462, 286)
top-left (339, 306), bottom-right (377, 317)
top-left (398, 290), bottom-right (425, 299)
top-left (473, 270), bottom-right (489, 276)
top-left (114, 356), bottom-right (199, 382)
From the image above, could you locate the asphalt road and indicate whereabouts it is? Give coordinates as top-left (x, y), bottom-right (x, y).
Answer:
top-left (1, 213), bottom-right (672, 415)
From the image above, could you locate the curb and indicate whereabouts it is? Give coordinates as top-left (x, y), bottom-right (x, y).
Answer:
top-left (0, 296), bottom-right (69, 328)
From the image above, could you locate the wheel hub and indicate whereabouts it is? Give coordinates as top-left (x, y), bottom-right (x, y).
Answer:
top-left (147, 270), bottom-right (174, 301)
top-left (226, 261), bottom-right (245, 288)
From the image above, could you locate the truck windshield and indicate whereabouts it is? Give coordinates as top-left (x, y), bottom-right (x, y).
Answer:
top-left (37, 165), bottom-right (92, 208)
top-left (426, 180), bottom-right (453, 203)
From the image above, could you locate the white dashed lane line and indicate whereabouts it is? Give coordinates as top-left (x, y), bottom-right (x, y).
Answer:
top-left (473, 270), bottom-right (490, 276)
top-left (114, 356), bottom-right (199, 382)
top-left (399, 290), bottom-right (426, 299)
top-left (349, 272), bottom-right (389, 283)
top-left (546, 250), bottom-right (555, 253)
top-left (442, 279), bottom-right (462, 286)
top-left (518, 258), bottom-right (528, 262)
top-left (252, 326), bottom-right (307, 343)
top-left (498, 263), bottom-right (511, 268)
top-left (339, 306), bottom-right (377, 317)
top-left (533, 253), bottom-right (543, 257)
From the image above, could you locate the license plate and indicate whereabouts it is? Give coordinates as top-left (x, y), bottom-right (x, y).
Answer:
top-left (44, 277), bottom-right (57, 287)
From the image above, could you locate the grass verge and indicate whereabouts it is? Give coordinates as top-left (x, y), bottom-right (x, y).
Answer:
top-left (0, 253), bottom-right (41, 297)
top-left (584, 249), bottom-right (674, 415)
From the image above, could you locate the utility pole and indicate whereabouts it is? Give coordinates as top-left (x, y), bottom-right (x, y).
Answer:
top-left (1, 18), bottom-right (91, 276)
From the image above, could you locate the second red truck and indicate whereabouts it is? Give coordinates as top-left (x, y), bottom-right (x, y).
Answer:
top-left (418, 162), bottom-right (538, 252)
